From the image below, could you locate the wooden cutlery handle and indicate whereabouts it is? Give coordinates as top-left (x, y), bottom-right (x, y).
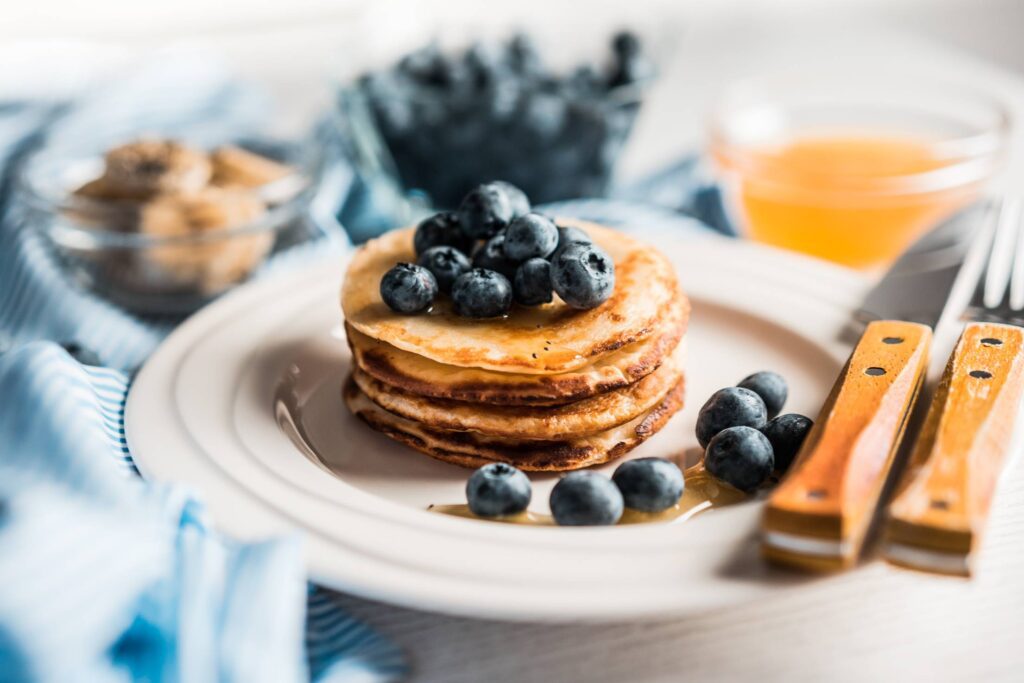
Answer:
top-left (763, 320), bottom-right (932, 570)
top-left (884, 322), bottom-right (1024, 576)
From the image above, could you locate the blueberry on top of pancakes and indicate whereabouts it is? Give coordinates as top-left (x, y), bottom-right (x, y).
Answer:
top-left (380, 263), bottom-right (437, 314)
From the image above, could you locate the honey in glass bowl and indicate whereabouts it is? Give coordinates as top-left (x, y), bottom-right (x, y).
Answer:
top-left (709, 77), bottom-right (1011, 269)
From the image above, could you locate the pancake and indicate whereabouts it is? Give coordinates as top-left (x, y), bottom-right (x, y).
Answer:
top-left (341, 220), bottom-right (681, 374)
top-left (352, 343), bottom-right (684, 440)
top-left (343, 375), bottom-right (686, 471)
top-left (345, 292), bottom-right (688, 406)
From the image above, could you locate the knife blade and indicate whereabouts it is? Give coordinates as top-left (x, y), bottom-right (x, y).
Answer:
top-left (853, 201), bottom-right (987, 329)
top-left (763, 201), bottom-right (990, 571)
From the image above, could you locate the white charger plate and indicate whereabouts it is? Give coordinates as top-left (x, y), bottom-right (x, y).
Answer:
top-left (127, 232), bottom-right (868, 621)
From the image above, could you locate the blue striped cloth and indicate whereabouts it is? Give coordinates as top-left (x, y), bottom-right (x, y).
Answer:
top-left (0, 54), bottom-right (404, 683)
top-left (0, 344), bottom-right (405, 683)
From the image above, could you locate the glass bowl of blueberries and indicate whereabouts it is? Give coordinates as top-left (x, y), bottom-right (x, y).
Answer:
top-left (336, 31), bottom-right (655, 225)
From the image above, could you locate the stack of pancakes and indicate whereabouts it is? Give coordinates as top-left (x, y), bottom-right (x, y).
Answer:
top-left (340, 221), bottom-right (690, 471)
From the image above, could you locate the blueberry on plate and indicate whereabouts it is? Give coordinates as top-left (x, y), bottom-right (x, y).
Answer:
top-left (704, 426), bottom-right (774, 492)
top-left (413, 212), bottom-right (473, 256)
top-left (549, 471), bottom-right (624, 526)
top-left (737, 371), bottom-right (788, 419)
top-left (491, 180), bottom-right (531, 218)
top-left (458, 183), bottom-right (515, 239)
top-left (550, 243), bottom-right (615, 310)
top-left (761, 413), bottom-right (813, 473)
top-left (503, 213), bottom-right (558, 260)
top-left (472, 232), bottom-right (520, 279)
top-left (417, 246), bottom-right (471, 294)
top-left (695, 387), bottom-right (768, 448)
top-left (612, 457), bottom-right (684, 512)
top-left (380, 263), bottom-right (438, 314)
top-left (466, 463), bottom-right (532, 517)
top-left (513, 258), bottom-right (553, 306)
top-left (451, 268), bottom-right (513, 318)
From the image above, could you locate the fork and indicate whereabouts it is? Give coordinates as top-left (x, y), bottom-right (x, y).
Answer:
top-left (883, 197), bottom-right (1024, 576)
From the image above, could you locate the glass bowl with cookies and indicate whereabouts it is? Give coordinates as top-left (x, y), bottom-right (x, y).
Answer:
top-left (19, 137), bottom-right (317, 315)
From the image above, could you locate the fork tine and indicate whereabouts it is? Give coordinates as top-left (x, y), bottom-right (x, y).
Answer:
top-left (968, 200), bottom-right (1001, 312)
top-left (983, 197), bottom-right (1019, 310)
top-left (1011, 199), bottom-right (1024, 311)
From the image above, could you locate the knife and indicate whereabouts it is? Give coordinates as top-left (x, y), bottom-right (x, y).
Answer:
top-left (762, 201), bottom-right (991, 571)
top-left (884, 322), bottom-right (1024, 576)
top-left (881, 198), bottom-right (1024, 576)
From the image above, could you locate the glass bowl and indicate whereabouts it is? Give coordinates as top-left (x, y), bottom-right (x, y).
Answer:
top-left (332, 35), bottom-right (655, 229)
top-left (18, 138), bottom-right (319, 315)
top-left (708, 75), bottom-right (1012, 269)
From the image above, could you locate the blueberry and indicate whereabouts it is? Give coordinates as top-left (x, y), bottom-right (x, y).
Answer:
top-left (704, 426), bottom-right (774, 492)
top-left (550, 243), bottom-right (615, 309)
top-left (466, 462), bottom-right (532, 517)
top-left (507, 32), bottom-right (543, 76)
top-left (503, 213), bottom-right (558, 260)
top-left (417, 246), bottom-right (471, 294)
top-left (695, 387), bottom-right (768, 448)
top-left (761, 414), bottom-right (813, 474)
top-left (451, 268), bottom-right (513, 318)
top-left (472, 232), bottom-right (519, 279)
top-left (398, 44), bottom-right (445, 84)
top-left (60, 341), bottom-right (101, 366)
top-left (414, 212), bottom-right (473, 256)
top-left (549, 471), bottom-right (624, 526)
top-left (458, 183), bottom-right (515, 239)
top-left (492, 181), bottom-right (530, 217)
top-left (612, 457), bottom-right (684, 512)
top-left (519, 92), bottom-right (566, 140)
top-left (554, 225), bottom-right (592, 257)
top-left (737, 371), bottom-right (788, 419)
top-left (609, 50), bottom-right (655, 88)
top-left (612, 31), bottom-right (642, 58)
top-left (484, 79), bottom-right (522, 121)
top-left (465, 42), bottom-right (505, 86)
top-left (566, 66), bottom-right (604, 95)
top-left (513, 258), bottom-right (553, 306)
top-left (380, 263), bottom-right (437, 314)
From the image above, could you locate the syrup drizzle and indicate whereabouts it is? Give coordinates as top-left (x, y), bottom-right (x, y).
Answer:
top-left (429, 464), bottom-right (748, 526)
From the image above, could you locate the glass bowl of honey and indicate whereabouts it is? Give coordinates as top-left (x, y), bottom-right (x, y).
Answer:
top-left (708, 75), bottom-right (1011, 269)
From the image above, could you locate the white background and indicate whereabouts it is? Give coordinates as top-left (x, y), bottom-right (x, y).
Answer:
top-left (3, 0), bottom-right (1024, 180)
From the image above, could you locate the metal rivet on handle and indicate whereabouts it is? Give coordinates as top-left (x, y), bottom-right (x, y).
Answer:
top-left (882, 337), bottom-right (904, 345)
top-left (970, 370), bottom-right (993, 379)
top-left (980, 338), bottom-right (1003, 347)
top-left (806, 488), bottom-right (827, 500)
top-left (865, 367), bottom-right (886, 376)
top-left (930, 499), bottom-right (950, 510)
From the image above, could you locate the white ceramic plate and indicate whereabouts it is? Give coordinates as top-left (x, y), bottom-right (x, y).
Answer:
top-left (127, 232), bottom-right (868, 621)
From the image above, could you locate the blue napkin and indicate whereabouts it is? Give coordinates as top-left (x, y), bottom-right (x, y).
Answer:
top-left (0, 53), bottom-right (402, 683)
top-left (0, 343), bottom-right (405, 683)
